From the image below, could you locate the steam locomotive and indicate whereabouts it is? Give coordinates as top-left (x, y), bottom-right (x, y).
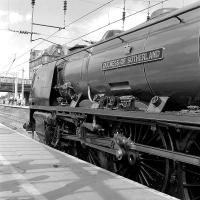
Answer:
top-left (25, 2), bottom-right (200, 199)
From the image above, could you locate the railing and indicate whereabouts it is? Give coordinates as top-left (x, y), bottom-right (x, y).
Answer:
top-left (0, 77), bottom-right (32, 85)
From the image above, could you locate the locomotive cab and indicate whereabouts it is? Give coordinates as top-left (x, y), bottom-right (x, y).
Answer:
top-left (30, 61), bottom-right (57, 106)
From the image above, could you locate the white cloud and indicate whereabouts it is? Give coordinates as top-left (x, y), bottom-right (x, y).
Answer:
top-left (0, 31), bottom-right (16, 69)
top-left (9, 12), bottom-right (23, 24)
top-left (0, 10), bottom-right (7, 17)
top-left (0, 10), bottom-right (32, 25)
top-left (25, 13), bottom-right (31, 21)
top-left (70, 2), bottom-right (147, 42)
top-left (0, 10), bottom-right (32, 77)
top-left (0, 10), bottom-right (8, 28)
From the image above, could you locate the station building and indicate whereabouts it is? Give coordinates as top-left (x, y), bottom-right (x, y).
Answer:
top-left (29, 44), bottom-right (67, 79)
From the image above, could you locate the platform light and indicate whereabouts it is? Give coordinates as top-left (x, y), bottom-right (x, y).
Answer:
top-left (31, 0), bottom-right (35, 7)
top-left (63, 0), bottom-right (67, 13)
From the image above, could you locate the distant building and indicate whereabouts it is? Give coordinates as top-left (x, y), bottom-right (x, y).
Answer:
top-left (29, 44), bottom-right (66, 79)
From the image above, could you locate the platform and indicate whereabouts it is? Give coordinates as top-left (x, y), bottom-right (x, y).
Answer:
top-left (0, 123), bottom-right (178, 200)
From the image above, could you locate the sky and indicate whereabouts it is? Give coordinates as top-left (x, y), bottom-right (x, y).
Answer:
top-left (0, 0), bottom-right (199, 79)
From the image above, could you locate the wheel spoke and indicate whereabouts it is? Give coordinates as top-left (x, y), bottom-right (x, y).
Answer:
top-left (140, 169), bottom-right (150, 186)
top-left (192, 196), bottom-right (200, 200)
top-left (115, 163), bottom-right (125, 174)
top-left (136, 125), bottom-right (143, 143)
top-left (138, 173), bottom-right (144, 185)
top-left (193, 141), bottom-right (200, 153)
top-left (146, 133), bottom-right (158, 145)
top-left (183, 183), bottom-right (200, 188)
top-left (184, 167), bottom-right (200, 177)
top-left (133, 124), bottom-right (137, 143)
top-left (88, 149), bottom-right (100, 166)
top-left (140, 165), bottom-right (155, 182)
top-left (129, 126), bottom-right (132, 139)
top-left (140, 126), bottom-right (150, 143)
top-left (141, 161), bottom-right (165, 177)
top-left (88, 151), bottom-right (95, 165)
top-left (180, 133), bottom-right (200, 200)
top-left (123, 167), bottom-right (131, 177)
top-left (140, 157), bottom-right (165, 163)
top-left (111, 124), bottom-right (171, 193)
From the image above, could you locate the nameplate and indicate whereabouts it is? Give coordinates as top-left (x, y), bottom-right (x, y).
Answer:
top-left (102, 48), bottom-right (164, 71)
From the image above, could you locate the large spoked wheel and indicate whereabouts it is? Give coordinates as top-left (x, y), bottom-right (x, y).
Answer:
top-left (87, 147), bottom-right (115, 171)
top-left (87, 148), bottom-right (105, 167)
top-left (179, 133), bottom-right (200, 200)
top-left (113, 124), bottom-right (173, 192)
top-left (44, 124), bottom-right (55, 145)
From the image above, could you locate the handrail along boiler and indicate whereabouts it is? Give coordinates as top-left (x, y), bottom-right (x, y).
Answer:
top-left (25, 2), bottom-right (200, 200)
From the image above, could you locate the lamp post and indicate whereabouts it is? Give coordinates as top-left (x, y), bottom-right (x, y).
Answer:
top-left (14, 72), bottom-right (18, 101)
top-left (21, 69), bottom-right (24, 102)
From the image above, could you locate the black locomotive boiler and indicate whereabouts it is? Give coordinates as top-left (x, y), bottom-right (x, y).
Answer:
top-left (25, 2), bottom-right (200, 199)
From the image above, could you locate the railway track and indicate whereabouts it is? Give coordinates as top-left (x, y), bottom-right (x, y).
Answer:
top-left (0, 111), bottom-right (28, 133)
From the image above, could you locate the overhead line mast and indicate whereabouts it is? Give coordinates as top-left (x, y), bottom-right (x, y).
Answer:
top-left (64, 0), bottom-right (67, 27)
top-left (30, 0), bottom-right (65, 42)
top-left (122, 0), bottom-right (126, 30)
top-left (30, 0), bottom-right (35, 42)
top-left (147, 0), bottom-right (151, 21)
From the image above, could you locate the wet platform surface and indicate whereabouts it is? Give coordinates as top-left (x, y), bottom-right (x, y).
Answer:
top-left (0, 123), bottom-right (178, 200)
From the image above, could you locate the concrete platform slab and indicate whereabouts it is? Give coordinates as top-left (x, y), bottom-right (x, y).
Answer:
top-left (0, 123), bottom-right (179, 200)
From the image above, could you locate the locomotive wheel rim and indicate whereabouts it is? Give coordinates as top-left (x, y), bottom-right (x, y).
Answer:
top-left (181, 165), bottom-right (200, 200)
top-left (180, 134), bottom-right (200, 200)
top-left (113, 124), bottom-right (172, 192)
top-left (87, 148), bottom-right (110, 169)
top-left (44, 125), bottom-right (55, 146)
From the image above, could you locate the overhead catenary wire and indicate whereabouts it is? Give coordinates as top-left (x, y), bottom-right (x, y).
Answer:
top-left (7, 0), bottom-right (10, 29)
top-left (0, 28), bottom-right (61, 76)
top-left (8, 0), bottom-right (169, 72)
top-left (1, 0), bottom-right (117, 75)
top-left (4, 54), bottom-right (16, 76)
top-left (9, 0), bottom-right (169, 72)
top-left (63, 0), bottom-right (169, 45)
top-left (63, 0), bottom-right (115, 28)
top-left (78, 0), bottom-right (136, 11)
top-left (0, 29), bottom-right (61, 76)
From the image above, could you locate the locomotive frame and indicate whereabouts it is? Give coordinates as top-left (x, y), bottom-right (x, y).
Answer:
top-left (28, 103), bottom-right (200, 200)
